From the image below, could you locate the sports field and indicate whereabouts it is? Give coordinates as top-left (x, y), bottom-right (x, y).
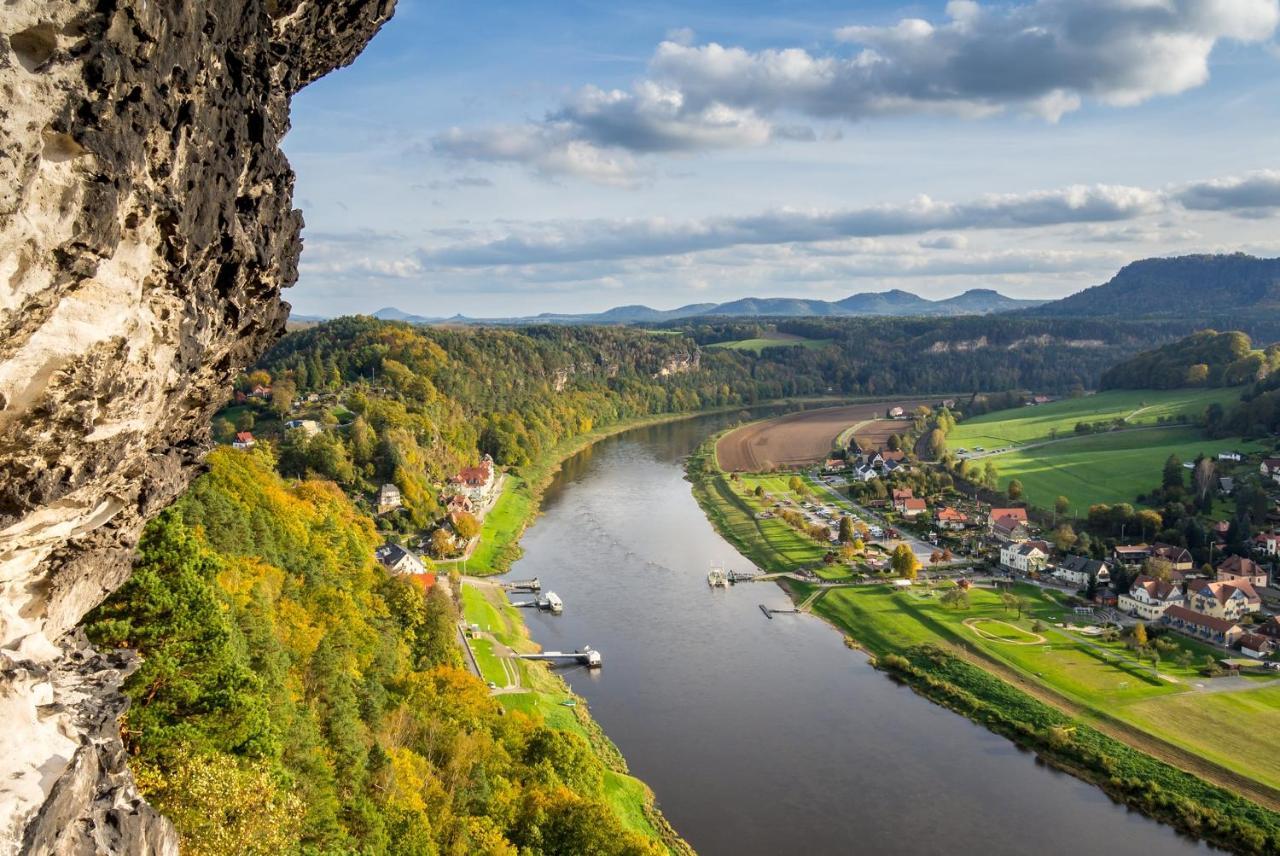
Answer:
top-left (948, 387), bottom-right (1243, 450)
top-left (990, 426), bottom-right (1262, 514)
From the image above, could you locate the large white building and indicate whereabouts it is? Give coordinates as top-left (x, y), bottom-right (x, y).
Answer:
top-left (1118, 576), bottom-right (1185, 620)
top-left (1000, 540), bottom-right (1051, 575)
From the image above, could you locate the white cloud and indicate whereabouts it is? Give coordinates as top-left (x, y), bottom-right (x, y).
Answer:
top-left (431, 1), bottom-right (1278, 182)
top-left (1174, 169), bottom-right (1280, 213)
top-left (919, 234), bottom-right (969, 250)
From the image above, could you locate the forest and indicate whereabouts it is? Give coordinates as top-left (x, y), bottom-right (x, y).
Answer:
top-left (87, 448), bottom-right (664, 856)
top-left (1100, 330), bottom-right (1280, 390)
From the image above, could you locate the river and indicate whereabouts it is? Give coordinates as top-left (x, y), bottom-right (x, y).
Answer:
top-left (507, 414), bottom-right (1207, 855)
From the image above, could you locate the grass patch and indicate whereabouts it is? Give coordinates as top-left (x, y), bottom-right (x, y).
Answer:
top-left (988, 427), bottom-right (1263, 514)
top-left (948, 387), bottom-right (1244, 449)
top-left (708, 336), bottom-right (833, 354)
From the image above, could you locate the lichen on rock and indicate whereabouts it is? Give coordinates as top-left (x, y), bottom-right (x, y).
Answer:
top-left (0, 1), bottom-right (395, 851)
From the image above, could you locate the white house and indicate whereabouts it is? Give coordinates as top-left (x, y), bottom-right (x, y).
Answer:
top-left (232, 431), bottom-right (255, 450)
top-left (1118, 576), bottom-right (1185, 620)
top-left (375, 543), bottom-right (427, 576)
top-left (1053, 555), bottom-right (1111, 588)
top-left (1218, 451), bottom-right (1243, 463)
top-left (377, 483), bottom-right (402, 514)
top-left (1000, 540), bottom-right (1051, 574)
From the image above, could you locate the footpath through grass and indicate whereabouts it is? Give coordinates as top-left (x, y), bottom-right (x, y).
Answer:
top-left (811, 582), bottom-right (1280, 793)
top-left (991, 427), bottom-right (1263, 514)
top-left (948, 387), bottom-right (1244, 449)
top-left (460, 582), bottom-right (691, 853)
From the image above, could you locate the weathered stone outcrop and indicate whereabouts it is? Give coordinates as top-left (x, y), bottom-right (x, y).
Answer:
top-left (0, 1), bottom-right (394, 851)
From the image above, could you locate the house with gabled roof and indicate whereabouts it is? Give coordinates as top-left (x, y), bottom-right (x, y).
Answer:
top-left (375, 543), bottom-right (427, 576)
top-left (1119, 575), bottom-right (1185, 621)
top-left (1186, 578), bottom-right (1261, 622)
top-left (1000, 540), bottom-right (1051, 575)
top-left (232, 431), bottom-right (255, 450)
top-left (1150, 543), bottom-right (1194, 571)
top-left (936, 507), bottom-right (969, 530)
top-left (1053, 555), bottom-right (1110, 588)
top-left (1216, 555), bottom-right (1268, 588)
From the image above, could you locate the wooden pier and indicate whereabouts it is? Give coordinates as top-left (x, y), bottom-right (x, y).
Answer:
top-left (501, 578), bottom-right (542, 592)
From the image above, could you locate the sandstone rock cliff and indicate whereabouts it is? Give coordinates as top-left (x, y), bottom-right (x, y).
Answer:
top-left (0, 1), bottom-right (395, 851)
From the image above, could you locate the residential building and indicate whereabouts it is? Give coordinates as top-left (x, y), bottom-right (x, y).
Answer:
top-left (1000, 540), bottom-right (1051, 575)
top-left (1053, 555), bottom-right (1111, 588)
top-left (250, 384), bottom-right (272, 398)
top-left (1216, 555), bottom-right (1268, 588)
top-left (375, 543), bottom-right (427, 576)
top-left (449, 454), bottom-right (500, 505)
top-left (1185, 578), bottom-right (1261, 621)
top-left (1255, 615), bottom-right (1280, 641)
top-left (377, 483), bottom-right (402, 514)
top-left (1161, 605), bottom-right (1244, 647)
top-left (1112, 544), bottom-right (1152, 568)
top-left (1239, 633), bottom-right (1275, 659)
top-left (1254, 532), bottom-right (1280, 557)
top-left (232, 431), bottom-right (255, 450)
top-left (901, 498), bottom-right (927, 518)
top-left (1118, 576), bottom-right (1185, 620)
top-left (888, 406), bottom-right (905, 418)
top-left (936, 507), bottom-right (969, 530)
top-left (992, 515), bottom-right (1029, 543)
top-left (987, 508), bottom-right (1028, 529)
top-left (1149, 543), bottom-right (1194, 571)
top-left (1261, 458), bottom-right (1280, 483)
top-left (891, 489), bottom-right (914, 513)
top-left (851, 466), bottom-right (878, 483)
top-left (1218, 451), bottom-right (1243, 462)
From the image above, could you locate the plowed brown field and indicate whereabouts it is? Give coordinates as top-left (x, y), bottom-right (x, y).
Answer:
top-left (716, 401), bottom-right (932, 471)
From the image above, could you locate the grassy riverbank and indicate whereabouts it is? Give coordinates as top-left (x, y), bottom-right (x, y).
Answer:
top-left (685, 431), bottom-right (1280, 854)
top-left (460, 581), bottom-right (693, 855)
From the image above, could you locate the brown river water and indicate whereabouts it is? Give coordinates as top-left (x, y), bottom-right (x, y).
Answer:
top-left (507, 413), bottom-right (1208, 855)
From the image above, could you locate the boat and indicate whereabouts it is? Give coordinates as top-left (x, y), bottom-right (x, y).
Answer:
top-left (707, 565), bottom-right (729, 588)
top-left (542, 591), bottom-right (564, 613)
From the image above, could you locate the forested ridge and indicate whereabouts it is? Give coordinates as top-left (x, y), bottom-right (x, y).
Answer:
top-left (1100, 330), bottom-right (1280, 390)
top-left (88, 449), bottom-right (665, 856)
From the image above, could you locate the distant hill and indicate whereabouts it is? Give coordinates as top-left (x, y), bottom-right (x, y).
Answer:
top-left (1099, 329), bottom-right (1280, 390)
top-left (321, 288), bottom-right (1043, 326)
top-left (1033, 254), bottom-right (1280, 317)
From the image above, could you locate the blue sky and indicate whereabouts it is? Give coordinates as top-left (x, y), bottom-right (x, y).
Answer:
top-left (285, 0), bottom-right (1280, 317)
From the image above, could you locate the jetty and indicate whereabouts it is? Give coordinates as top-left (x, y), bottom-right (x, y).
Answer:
top-left (501, 578), bottom-right (542, 592)
top-left (759, 604), bottom-right (800, 619)
top-left (512, 591), bottom-right (564, 613)
top-left (727, 570), bottom-right (761, 583)
top-left (516, 647), bottom-right (602, 668)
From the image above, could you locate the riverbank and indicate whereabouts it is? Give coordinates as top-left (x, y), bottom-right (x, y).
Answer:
top-left (684, 432), bottom-right (1280, 855)
top-left (441, 397), bottom-right (859, 576)
top-left (459, 579), bottom-right (694, 855)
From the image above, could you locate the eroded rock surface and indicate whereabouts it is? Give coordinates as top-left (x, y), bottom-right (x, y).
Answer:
top-left (0, 1), bottom-right (394, 850)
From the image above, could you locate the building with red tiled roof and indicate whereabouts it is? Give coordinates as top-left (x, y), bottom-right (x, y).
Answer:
top-left (1216, 555), bottom-right (1268, 588)
top-left (232, 431), bottom-right (255, 450)
top-left (1186, 578), bottom-right (1261, 622)
top-left (1161, 605), bottom-right (1244, 647)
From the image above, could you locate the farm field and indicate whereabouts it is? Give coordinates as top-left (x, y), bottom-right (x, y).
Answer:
top-left (810, 583), bottom-right (1280, 791)
top-left (717, 399), bottom-right (934, 470)
top-left (707, 334), bottom-right (832, 354)
top-left (948, 387), bottom-right (1244, 450)
top-left (989, 426), bottom-right (1264, 514)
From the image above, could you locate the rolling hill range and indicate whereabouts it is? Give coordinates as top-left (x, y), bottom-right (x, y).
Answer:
top-left (346, 288), bottom-right (1043, 325)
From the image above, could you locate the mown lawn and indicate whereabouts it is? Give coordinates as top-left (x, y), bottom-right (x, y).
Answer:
top-left (989, 427), bottom-right (1263, 514)
top-left (696, 473), bottom-right (831, 572)
top-left (948, 387), bottom-right (1244, 450)
top-left (811, 583), bottom-right (1280, 791)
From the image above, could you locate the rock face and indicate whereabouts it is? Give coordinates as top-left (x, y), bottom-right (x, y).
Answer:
top-left (0, 1), bottom-right (395, 851)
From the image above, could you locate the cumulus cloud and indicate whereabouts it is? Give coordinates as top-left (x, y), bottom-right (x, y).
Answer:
top-left (432, 0), bottom-right (1278, 181)
top-left (919, 234), bottom-right (969, 250)
top-left (1174, 169), bottom-right (1280, 213)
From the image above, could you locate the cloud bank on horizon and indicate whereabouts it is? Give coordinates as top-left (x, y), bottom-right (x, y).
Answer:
top-left (285, 0), bottom-right (1280, 316)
